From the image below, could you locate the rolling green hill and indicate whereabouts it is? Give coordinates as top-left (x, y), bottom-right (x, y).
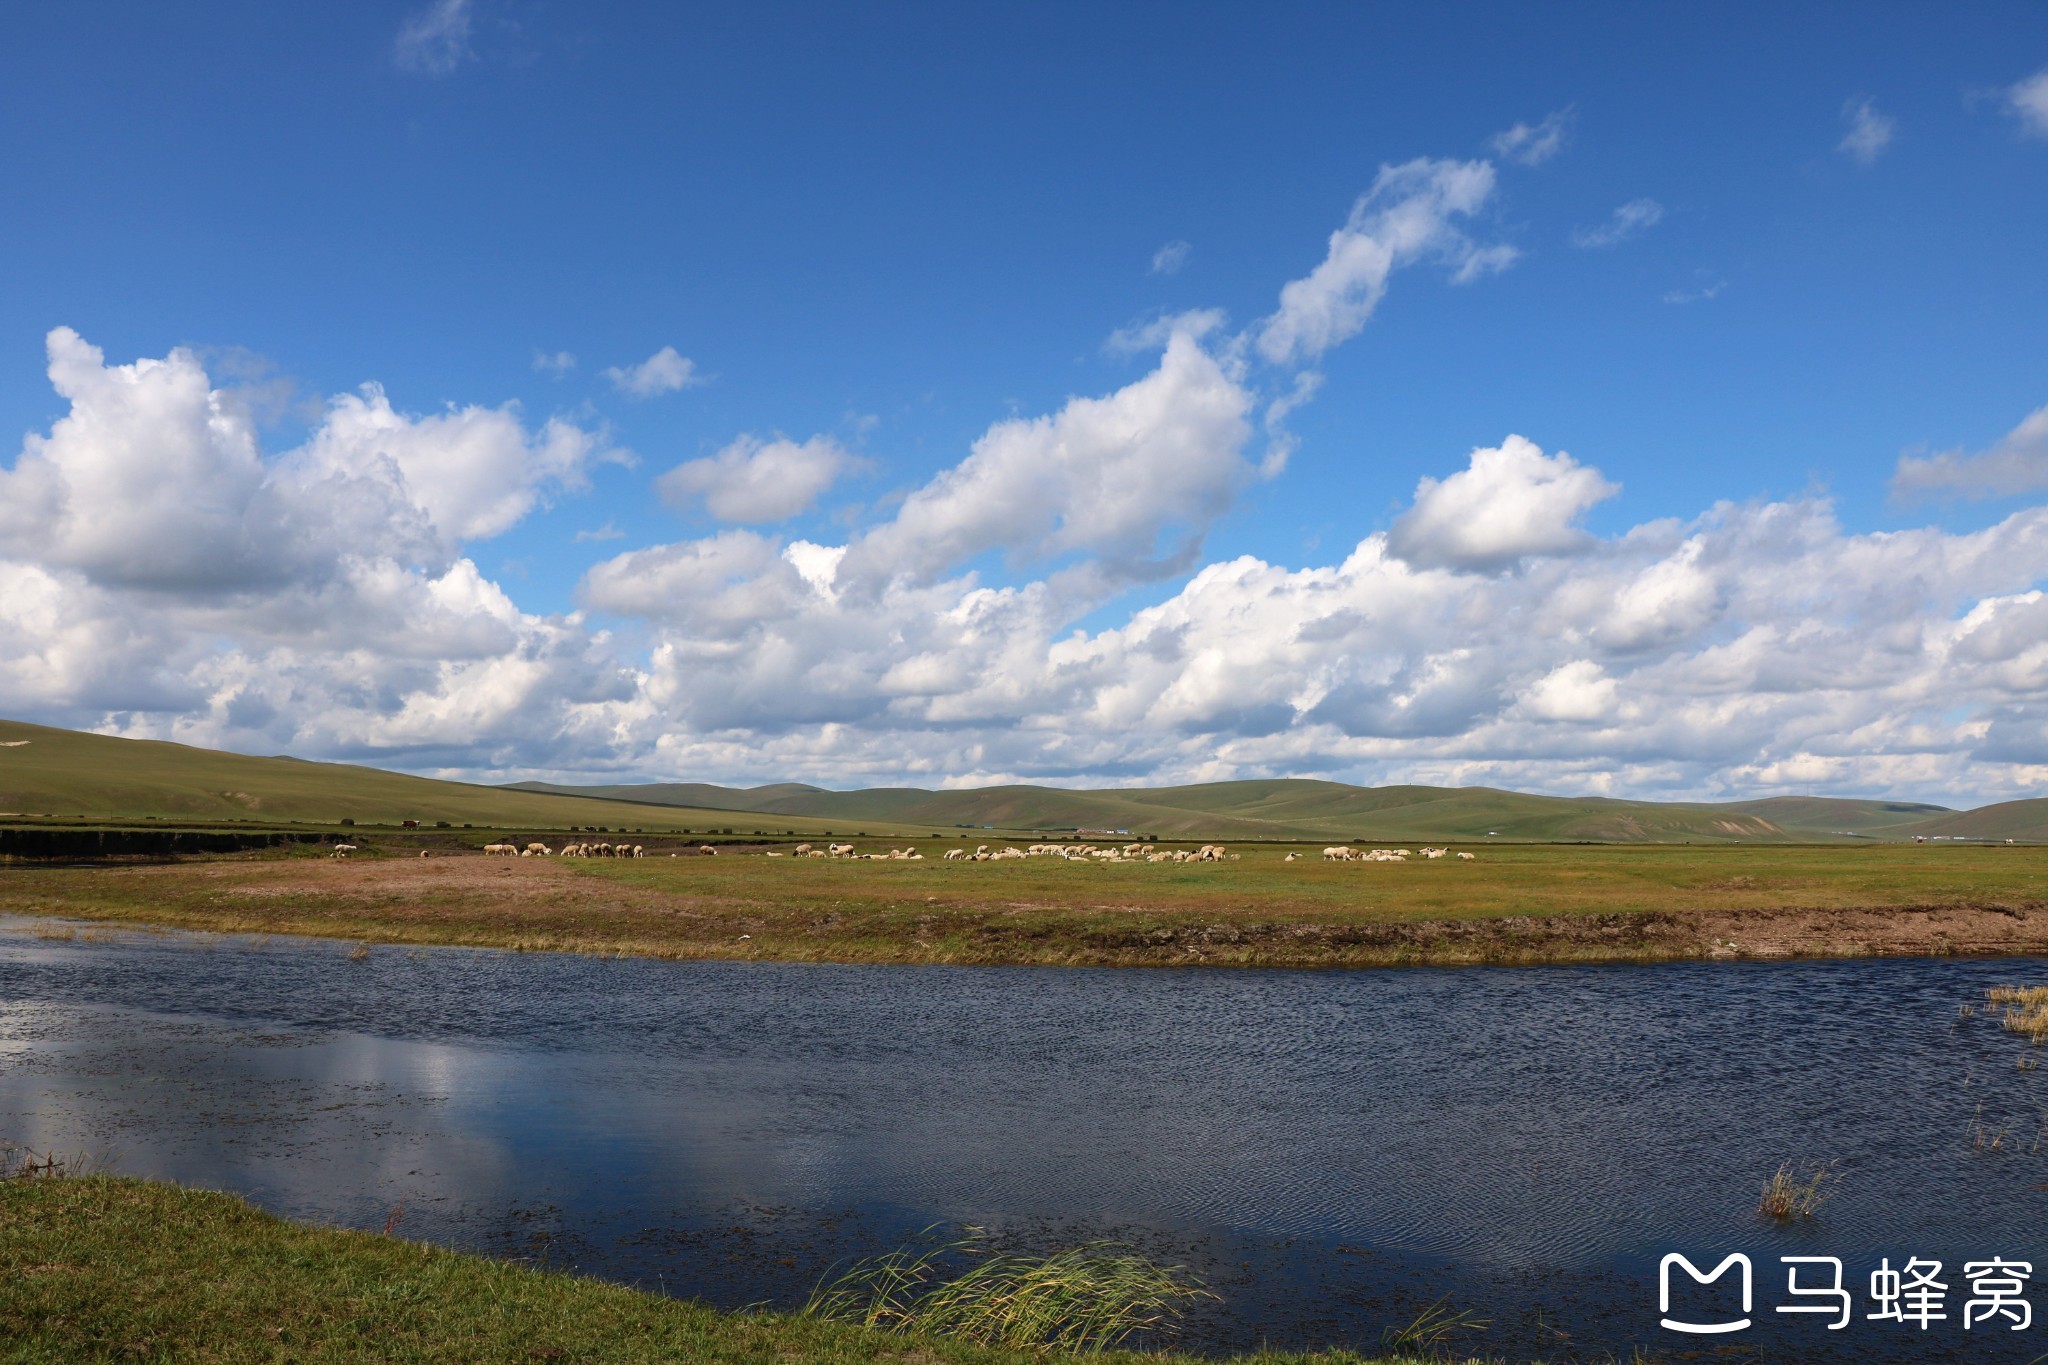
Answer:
top-left (0, 719), bottom-right (904, 836)
top-left (507, 775), bottom-right (2048, 844)
top-left (9, 715), bottom-right (2042, 842)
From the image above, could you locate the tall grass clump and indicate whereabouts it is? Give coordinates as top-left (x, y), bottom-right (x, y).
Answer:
top-left (0, 1143), bottom-right (108, 1180)
top-left (798, 1230), bottom-right (1214, 1352)
top-left (1759, 1160), bottom-right (1839, 1219)
top-left (1988, 984), bottom-right (2048, 1041)
top-left (1379, 1294), bottom-right (1490, 1352)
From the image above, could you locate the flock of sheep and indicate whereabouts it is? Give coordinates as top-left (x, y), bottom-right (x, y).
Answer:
top-left (1296, 846), bottom-right (1475, 862)
top-left (480, 841), bottom-right (718, 858)
top-left (944, 842), bottom-right (1236, 863)
top-left (766, 842), bottom-right (920, 859)
top-left (333, 837), bottom-right (1480, 863)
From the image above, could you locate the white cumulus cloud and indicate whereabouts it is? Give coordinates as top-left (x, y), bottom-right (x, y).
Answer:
top-left (656, 434), bottom-right (863, 524)
top-left (1386, 436), bottom-right (1620, 572)
top-left (0, 329), bottom-right (634, 769)
top-left (1892, 403), bottom-right (2048, 501)
top-left (605, 346), bottom-right (703, 398)
top-left (842, 328), bottom-right (1253, 591)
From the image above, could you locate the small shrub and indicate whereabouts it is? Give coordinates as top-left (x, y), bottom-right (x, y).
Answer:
top-left (1759, 1160), bottom-right (1839, 1219)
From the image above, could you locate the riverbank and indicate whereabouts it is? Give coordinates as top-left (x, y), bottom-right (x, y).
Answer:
top-left (4, 842), bottom-right (2045, 967)
top-left (0, 1174), bottom-right (1434, 1364)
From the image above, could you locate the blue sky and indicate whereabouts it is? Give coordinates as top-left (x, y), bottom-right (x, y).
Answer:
top-left (4, 3), bottom-right (2048, 801)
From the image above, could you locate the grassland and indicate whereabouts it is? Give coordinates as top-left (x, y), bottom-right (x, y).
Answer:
top-left (513, 774), bottom-right (2012, 843)
top-left (0, 1174), bottom-right (1438, 1364)
top-left (15, 714), bottom-right (2048, 844)
top-left (7, 840), bottom-right (2046, 968)
top-left (0, 718), bottom-right (941, 838)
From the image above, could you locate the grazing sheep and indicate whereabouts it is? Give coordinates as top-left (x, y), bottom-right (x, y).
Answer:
top-left (332, 843), bottom-right (359, 858)
top-left (419, 850), bottom-right (431, 858)
top-left (699, 845), bottom-right (717, 856)
top-left (1456, 851), bottom-right (1476, 860)
top-left (794, 843), bottom-right (813, 856)
top-left (526, 842), bottom-right (552, 856)
top-left (482, 843), bottom-right (518, 857)
top-left (1322, 847), bottom-right (1353, 861)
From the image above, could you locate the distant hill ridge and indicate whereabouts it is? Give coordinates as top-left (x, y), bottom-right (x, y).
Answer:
top-left (505, 776), bottom-right (2038, 844)
top-left (3, 716), bottom-right (2038, 842)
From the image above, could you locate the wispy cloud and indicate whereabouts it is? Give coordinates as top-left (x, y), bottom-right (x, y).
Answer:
top-left (531, 349), bottom-right (576, 375)
top-left (1150, 240), bottom-right (1192, 276)
top-left (1255, 158), bottom-right (1513, 365)
top-left (1838, 96), bottom-right (1896, 164)
top-left (604, 346), bottom-right (703, 398)
top-left (1488, 108), bottom-right (1573, 167)
top-left (394, 0), bottom-right (474, 76)
top-left (574, 522), bottom-right (625, 543)
top-left (1662, 271), bottom-right (1725, 305)
top-left (2010, 67), bottom-right (2048, 139)
top-left (1570, 198), bottom-right (1664, 249)
top-left (1105, 308), bottom-right (1226, 358)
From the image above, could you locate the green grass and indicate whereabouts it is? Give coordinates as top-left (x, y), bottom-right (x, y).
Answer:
top-left (798, 1232), bottom-right (1216, 1352)
top-left (0, 1173), bottom-right (1455, 1364)
top-left (5, 840), bottom-right (2046, 968)
top-left (0, 718), bottom-right (940, 837)
top-left (14, 714), bottom-right (2046, 845)
top-left (514, 773), bottom-right (2032, 843)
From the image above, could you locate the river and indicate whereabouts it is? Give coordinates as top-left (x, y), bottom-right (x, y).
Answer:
top-left (5, 914), bottom-right (2045, 1360)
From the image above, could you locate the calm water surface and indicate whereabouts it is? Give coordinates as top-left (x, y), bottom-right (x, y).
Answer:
top-left (6, 914), bottom-right (2047, 1360)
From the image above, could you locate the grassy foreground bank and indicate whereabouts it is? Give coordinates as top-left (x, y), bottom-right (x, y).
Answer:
top-left (4, 841), bottom-right (2047, 967)
top-left (0, 1175), bottom-right (1431, 1364)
